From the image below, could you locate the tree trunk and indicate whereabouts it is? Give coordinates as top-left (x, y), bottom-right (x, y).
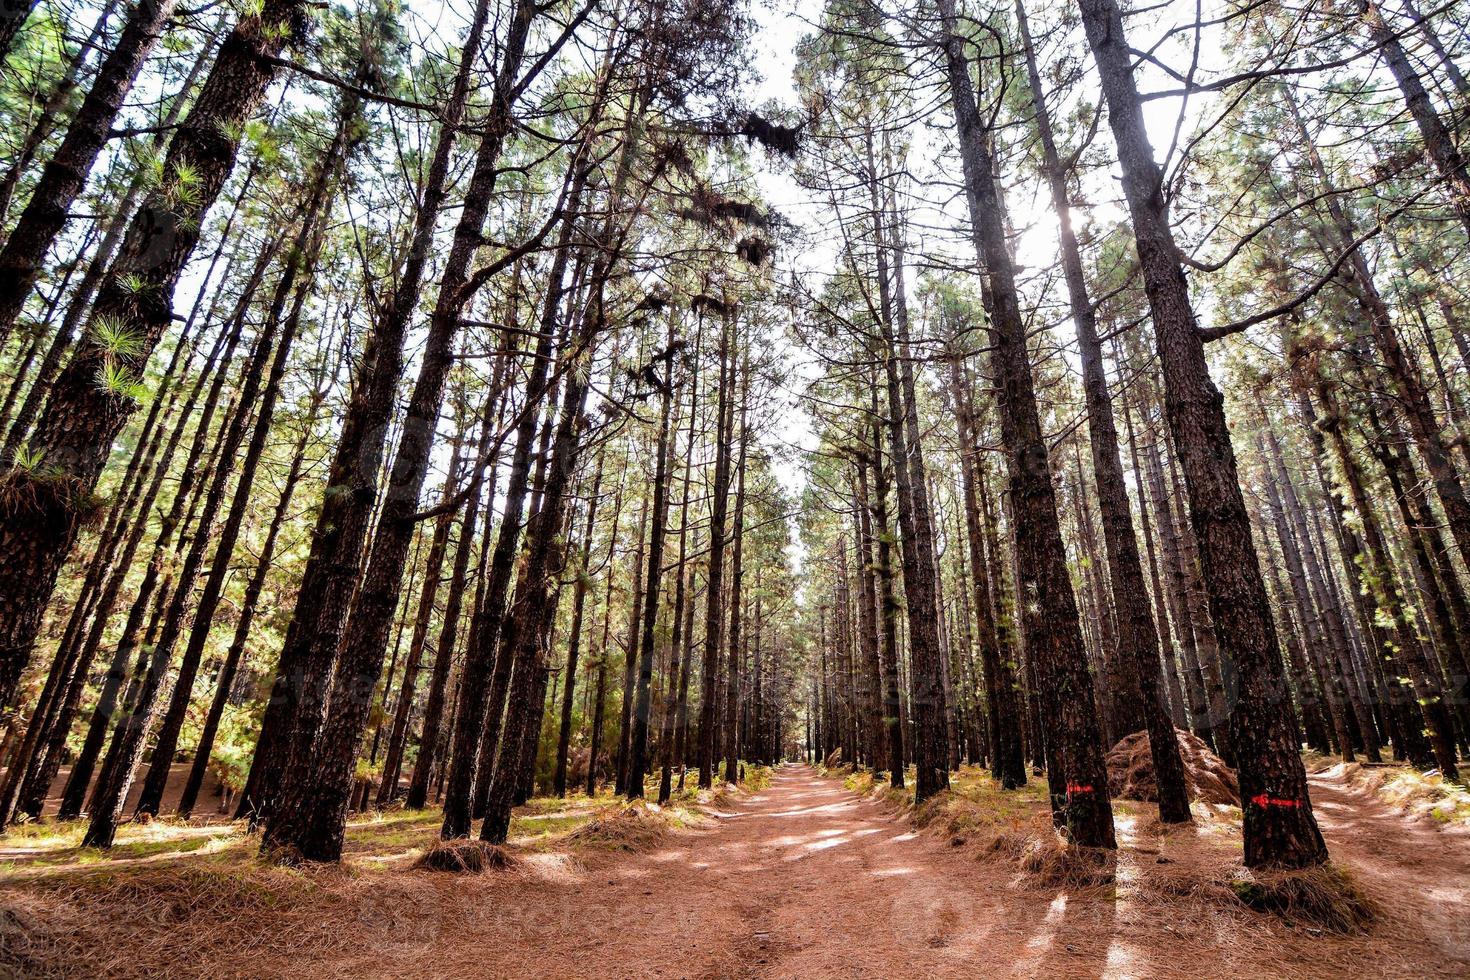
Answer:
top-left (697, 311), bottom-right (735, 788)
top-left (85, 214), bottom-right (303, 846)
top-left (0, 0), bottom-right (37, 63)
top-left (0, 0), bottom-right (311, 717)
top-left (262, 0), bottom-right (544, 863)
top-left (615, 494), bottom-right (648, 795)
top-left (554, 454), bottom-right (608, 799)
top-left (0, 0), bottom-right (181, 340)
top-left (1019, 0), bottom-right (1188, 818)
top-left (1259, 401), bottom-right (1380, 761)
top-left (237, 0), bottom-right (492, 825)
top-left (177, 389), bottom-right (319, 817)
top-left (1078, 0), bottom-right (1327, 867)
top-left (862, 125), bottom-right (948, 802)
top-left (946, 352), bottom-right (1026, 787)
top-left (479, 307), bottom-right (604, 844)
top-left (722, 365), bottom-right (748, 786)
top-left (629, 337), bottom-right (679, 797)
top-left (375, 421), bottom-right (468, 806)
top-left (938, 6), bottom-right (1114, 843)
top-left (138, 96), bottom-right (362, 819)
top-left (869, 400), bottom-right (905, 787)
top-left (1359, 0), bottom-right (1470, 238)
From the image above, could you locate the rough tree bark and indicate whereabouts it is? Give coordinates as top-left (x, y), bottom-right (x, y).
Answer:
top-left (0, 0), bottom-right (181, 339)
top-left (0, 0), bottom-right (311, 716)
top-left (1078, 0), bottom-right (1327, 867)
top-left (1017, 0), bottom-right (1188, 822)
top-left (937, 3), bottom-right (1114, 844)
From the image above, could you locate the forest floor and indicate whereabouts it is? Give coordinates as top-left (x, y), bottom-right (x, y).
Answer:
top-left (1, 762), bottom-right (1468, 978)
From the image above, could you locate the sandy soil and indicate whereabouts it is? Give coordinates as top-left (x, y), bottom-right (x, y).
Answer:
top-left (6, 763), bottom-right (1469, 978)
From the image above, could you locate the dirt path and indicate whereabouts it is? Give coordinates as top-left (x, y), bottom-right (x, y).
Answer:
top-left (286, 763), bottom-right (1469, 979)
top-left (11, 763), bottom-right (1469, 977)
top-left (1303, 767), bottom-right (1470, 958)
top-left (396, 765), bottom-right (1050, 979)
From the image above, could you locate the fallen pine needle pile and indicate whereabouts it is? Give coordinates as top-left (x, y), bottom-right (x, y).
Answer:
top-left (1224, 863), bottom-right (1377, 933)
top-left (563, 802), bottom-right (700, 852)
top-left (1017, 837), bottom-right (1118, 889)
top-left (1107, 729), bottom-right (1240, 806)
top-left (413, 839), bottom-right (517, 874)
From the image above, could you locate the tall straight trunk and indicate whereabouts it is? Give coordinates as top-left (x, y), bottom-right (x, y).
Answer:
top-left (1141, 426), bottom-right (1210, 735)
top-left (586, 586), bottom-right (615, 796)
top-left (862, 129), bottom-right (948, 802)
top-left (672, 525), bottom-right (701, 789)
top-left (574, 465), bottom-right (624, 796)
top-left (697, 312), bottom-right (735, 788)
top-left (437, 155), bottom-right (593, 839)
top-left (137, 95), bottom-right (362, 819)
top-left (1289, 380), bottom-right (1410, 749)
top-left (1258, 431), bottom-right (1352, 758)
top-left (1070, 459), bottom-right (1118, 737)
top-left (1259, 402), bottom-right (1380, 761)
top-left (931, 514), bottom-right (959, 770)
top-left (480, 306), bottom-right (603, 844)
top-left (2, 22), bottom-right (226, 459)
top-left (629, 341), bottom-right (679, 797)
top-left (722, 374), bottom-right (749, 785)
top-left (0, 316), bottom-right (206, 826)
top-left (57, 243), bottom-right (276, 821)
top-left (405, 388), bottom-right (500, 810)
top-left (0, 0), bottom-right (37, 62)
top-left (1398, 0), bottom-right (1469, 93)
top-left (615, 494), bottom-right (649, 795)
top-left (84, 220), bottom-right (305, 846)
top-left (1256, 508), bottom-right (1333, 754)
top-left (80, 407), bottom-right (243, 838)
top-left (0, 0), bottom-right (125, 228)
top-left (1285, 88), bottom-right (1470, 588)
top-left (658, 349), bottom-right (697, 801)
top-left (177, 392), bottom-right (319, 817)
top-left (467, 286), bottom-right (574, 821)
top-left (512, 587), bottom-right (562, 804)
top-left (262, 0), bottom-right (546, 863)
top-left (1017, 4), bottom-right (1184, 816)
top-left (554, 447), bottom-right (607, 797)
top-left (937, 8), bottom-right (1113, 844)
top-left (0, 0), bottom-right (310, 716)
top-left (870, 402), bottom-right (905, 787)
top-left (1119, 372), bottom-right (1190, 728)
top-left (1359, 0), bottom-right (1470, 238)
top-left (1387, 447), bottom-right (1470, 744)
top-left (853, 459), bottom-right (887, 773)
top-left (1361, 401), bottom-right (1463, 779)
top-left (946, 351), bottom-right (1025, 786)
top-left (1079, 0), bottom-right (1326, 867)
top-left (375, 421), bottom-right (468, 806)
top-left (1161, 433), bottom-right (1231, 756)
top-left (0, 0), bottom-right (181, 340)
top-left (1312, 381), bottom-right (1445, 765)
top-left (50, 312), bottom-right (244, 822)
top-left (238, 0), bottom-right (491, 825)
top-left (17, 218), bottom-right (232, 650)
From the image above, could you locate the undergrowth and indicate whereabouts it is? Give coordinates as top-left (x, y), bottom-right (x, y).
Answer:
top-left (1351, 764), bottom-right (1469, 826)
top-left (412, 839), bottom-right (516, 874)
top-left (562, 800), bottom-right (705, 852)
top-left (1226, 863), bottom-right (1377, 933)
